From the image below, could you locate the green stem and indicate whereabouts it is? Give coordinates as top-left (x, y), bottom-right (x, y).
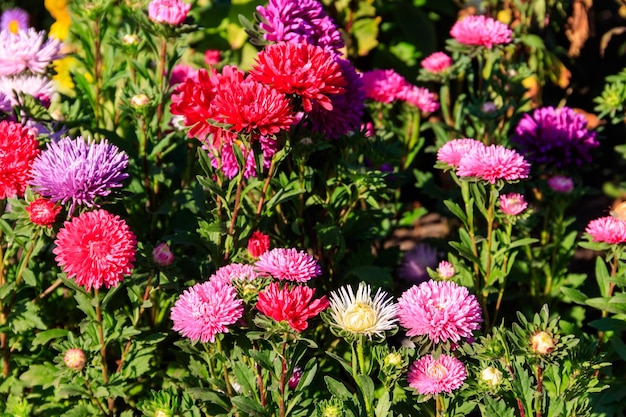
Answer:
top-left (278, 334), bottom-right (288, 417)
top-left (461, 181), bottom-right (481, 293)
top-left (93, 289), bottom-right (113, 415)
top-left (481, 185), bottom-right (497, 326)
top-left (436, 394), bottom-right (446, 417)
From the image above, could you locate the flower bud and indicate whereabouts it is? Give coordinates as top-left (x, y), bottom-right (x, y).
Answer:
top-left (481, 102), bottom-right (498, 113)
top-left (131, 93), bottom-right (149, 108)
top-left (26, 198), bottom-right (61, 227)
top-left (154, 410), bottom-right (172, 417)
top-left (64, 348), bottom-right (86, 370)
top-left (436, 260), bottom-right (455, 279)
top-left (383, 352), bottom-right (403, 368)
top-left (480, 366), bottom-right (503, 387)
top-left (288, 367), bottom-right (302, 390)
top-left (247, 231), bottom-right (270, 258)
top-left (152, 242), bottom-right (174, 267)
top-left (122, 33), bottom-right (140, 45)
top-left (531, 331), bottom-right (555, 355)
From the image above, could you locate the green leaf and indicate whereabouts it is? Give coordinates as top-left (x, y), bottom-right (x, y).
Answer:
top-left (19, 364), bottom-right (58, 388)
top-left (589, 317), bottom-right (626, 332)
top-left (374, 391), bottom-right (391, 417)
top-left (32, 329), bottom-right (70, 347)
top-left (231, 396), bottom-right (269, 417)
top-left (595, 256), bottom-right (611, 297)
top-left (520, 33), bottom-right (545, 49)
top-left (324, 376), bottom-right (353, 401)
top-left (560, 287), bottom-right (588, 305)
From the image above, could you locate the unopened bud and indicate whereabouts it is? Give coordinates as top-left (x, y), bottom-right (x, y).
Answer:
top-left (152, 242), bottom-right (174, 267)
top-left (131, 93), bottom-right (149, 108)
top-left (480, 366), bottom-right (503, 387)
top-left (383, 352), bottom-right (403, 368)
top-left (64, 348), bottom-right (86, 370)
top-left (531, 331), bottom-right (555, 355)
top-left (481, 102), bottom-right (497, 113)
top-left (123, 33), bottom-right (140, 45)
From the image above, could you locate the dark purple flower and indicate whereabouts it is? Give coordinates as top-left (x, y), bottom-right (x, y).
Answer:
top-left (29, 136), bottom-right (129, 212)
top-left (397, 243), bottom-right (438, 284)
top-left (306, 58), bottom-right (365, 139)
top-left (511, 106), bottom-right (599, 168)
top-left (256, 0), bottom-right (344, 57)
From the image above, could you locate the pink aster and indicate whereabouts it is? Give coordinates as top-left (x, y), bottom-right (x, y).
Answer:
top-left (25, 198), bottom-right (60, 227)
top-left (255, 247), bottom-right (322, 282)
top-left (256, 282), bottom-right (329, 331)
top-left (398, 85), bottom-right (439, 113)
top-left (437, 260), bottom-right (455, 279)
top-left (436, 138), bottom-right (484, 169)
top-left (148, 0), bottom-right (191, 25)
top-left (210, 263), bottom-right (259, 286)
top-left (450, 15), bottom-right (512, 49)
top-left (0, 28), bottom-right (62, 76)
top-left (360, 69), bottom-right (406, 104)
top-left (585, 216), bottom-right (626, 245)
top-left (407, 354), bottom-right (467, 395)
top-left (421, 52), bottom-right (452, 73)
top-left (171, 279), bottom-right (243, 343)
top-left (547, 175), bottom-right (574, 193)
top-left (456, 144), bottom-right (530, 184)
top-left (152, 242), bottom-right (174, 267)
top-left (53, 209), bottom-right (136, 291)
top-left (397, 280), bottom-right (482, 343)
top-left (499, 193), bottom-right (528, 216)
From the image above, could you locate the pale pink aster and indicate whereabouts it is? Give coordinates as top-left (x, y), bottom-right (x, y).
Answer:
top-left (407, 354), bottom-right (467, 395)
top-left (499, 193), bottom-right (528, 216)
top-left (456, 144), bottom-right (530, 184)
top-left (437, 260), bottom-right (455, 279)
top-left (398, 85), bottom-right (439, 113)
top-left (210, 263), bottom-right (259, 286)
top-left (397, 280), bottom-right (482, 343)
top-left (148, 0), bottom-right (191, 25)
top-left (1, 8), bottom-right (29, 34)
top-left (360, 69), bottom-right (407, 103)
top-left (171, 279), bottom-right (244, 343)
top-left (436, 138), bottom-right (484, 168)
top-left (450, 15), bottom-right (512, 49)
top-left (585, 216), bottom-right (626, 244)
top-left (0, 28), bottom-right (62, 76)
top-left (547, 175), bottom-right (574, 193)
top-left (421, 52), bottom-right (452, 73)
top-left (255, 247), bottom-right (322, 282)
top-left (0, 74), bottom-right (55, 106)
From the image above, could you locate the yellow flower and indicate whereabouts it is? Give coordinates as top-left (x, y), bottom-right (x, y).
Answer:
top-left (45, 0), bottom-right (70, 20)
top-left (49, 16), bottom-right (71, 40)
top-left (52, 56), bottom-right (77, 96)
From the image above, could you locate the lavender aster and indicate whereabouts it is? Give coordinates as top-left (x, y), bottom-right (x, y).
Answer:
top-left (511, 106), bottom-right (599, 168)
top-left (397, 243), bottom-right (439, 284)
top-left (0, 28), bottom-right (62, 76)
top-left (29, 136), bottom-right (129, 211)
top-left (256, 0), bottom-right (344, 57)
top-left (1, 8), bottom-right (29, 34)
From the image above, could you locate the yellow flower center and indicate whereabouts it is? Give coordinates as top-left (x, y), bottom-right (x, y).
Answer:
top-left (8, 20), bottom-right (19, 34)
top-left (341, 302), bottom-right (376, 333)
top-left (427, 363), bottom-right (448, 381)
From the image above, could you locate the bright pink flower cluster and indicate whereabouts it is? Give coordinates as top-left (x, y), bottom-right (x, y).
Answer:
top-left (499, 193), bottom-right (528, 216)
top-left (0, 120), bottom-right (39, 199)
top-left (360, 69), bottom-right (439, 113)
top-left (421, 52), bottom-right (452, 73)
top-left (148, 0), bottom-right (191, 25)
top-left (436, 138), bottom-right (484, 168)
top-left (255, 247), bottom-right (322, 282)
top-left (26, 198), bottom-right (60, 227)
top-left (586, 216), bottom-right (626, 244)
top-left (450, 15), bottom-right (512, 49)
top-left (407, 354), bottom-right (467, 395)
top-left (248, 231), bottom-right (270, 258)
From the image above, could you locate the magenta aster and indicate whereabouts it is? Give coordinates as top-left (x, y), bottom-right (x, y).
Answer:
top-left (437, 260), bottom-right (455, 279)
top-left (499, 193), bottom-right (528, 216)
top-left (421, 52), bottom-right (452, 73)
top-left (585, 216), bottom-right (626, 244)
top-left (456, 144), bottom-right (530, 184)
top-left (360, 69), bottom-right (406, 104)
top-left (171, 279), bottom-right (243, 343)
top-left (397, 280), bottom-right (482, 343)
top-left (148, 0), bottom-right (191, 25)
top-left (255, 247), bottom-right (322, 282)
top-left (0, 28), bottom-right (62, 76)
top-left (450, 15), bottom-right (512, 49)
top-left (26, 198), bottom-right (60, 227)
top-left (547, 175), bottom-right (574, 193)
top-left (407, 354), bottom-right (467, 395)
top-left (436, 138), bottom-right (484, 169)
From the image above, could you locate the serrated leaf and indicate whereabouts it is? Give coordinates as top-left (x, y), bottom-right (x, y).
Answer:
top-left (324, 376), bottom-right (353, 401)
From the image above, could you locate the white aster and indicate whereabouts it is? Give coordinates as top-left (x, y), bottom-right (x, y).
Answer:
top-left (0, 74), bottom-right (55, 106)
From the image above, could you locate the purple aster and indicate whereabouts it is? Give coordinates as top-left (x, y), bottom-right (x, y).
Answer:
top-left (306, 58), bottom-right (365, 139)
top-left (256, 0), bottom-right (344, 57)
top-left (1, 8), bottom-right (29, 34)
top-left (397, 243), bottom-right (439, 284)
top-left (511, 106), bottom-right (599, 168)
top-left (0, 28), bottom-right (62, 76)
top-left (0, 74), bottom-right (55, 106)
top-left (29, 136), bottom-right (129, 212)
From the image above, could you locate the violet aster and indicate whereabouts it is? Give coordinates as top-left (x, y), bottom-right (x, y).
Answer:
top-left (0, 28), bottom-right (62, 76)
top-left (0, 8), bottom-right (29, 34)
top-left (29, 136), bottom-right (129, 212)
top-left (511, 106), bottom-right (599, 168)
top-left (256, 0), bottom-right (344, 57)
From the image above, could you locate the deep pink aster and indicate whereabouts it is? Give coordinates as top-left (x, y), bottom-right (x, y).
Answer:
top-left (256, 0), bottom-right (344, 56)
top-left (360, 69), bottom-right (407, 104)
top-left (204, 49), bottom-right (221, 66)
top-left (397, 280), bottom-right (482, 343)
top-left (398, 85), bottom-right (439, 113)
top-left (255, 247), bottom-right (322, 282)
top-left (547, 175), bottom-right (574, 193)
top-left (152, 242), bottom-right (174, 267)
top-left (512, 106), bottom-right (599, 168)
top-left (210, 263), bottom-right (259, 286)
top-left (256, 282), bottom-right (329, 331)
top-left (171, 279), bottom-right (243, 343)
top-left (147, 0), bottom-right (191, 25)
top-left (248, 231), bottom-right (271, 258)
top-left (0, 28), bottom-right (62, 76)
top-left (169, 64), bottom-right (198, 86)
top-left (421, 52), bottom-right (452, 73)
top-left (1, 8), bottom-right (29, 34)
top-left (456, 144), bottom-right (530, 184)
top-left (585, 216), bottom-right (626, 244)
top-left (407, 354), bottom-right (467, 395)
top-left (436, 138), bottom-right (485, 169)
top-left (250, 42), bottom-right (346, 113)
top-left (0, 120), bottom-right (39, 199)
top-left (450, 15), bottom-right (512, 49)
top-left (53, 209), bottom-right (136, 290)
top-left (25, 198), bottom-right (60, 227)
top-left (209, 141), bottom-right (257, 179)
top-left (499, 193), bottom-right (528, 216)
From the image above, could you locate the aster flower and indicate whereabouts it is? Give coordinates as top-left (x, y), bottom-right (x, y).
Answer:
top-left (255, 247), bottom-right (322, 282)
top-left (204, 49), bottom-right (220, 66)
top-left (421, 52), bottom-right (452, 73)
top-left (256, 0), bottom-right (344, 56)
top-left (1, 8), bottom-right (29, 34)
top-left (436, 138), bottom-right (485, 169)
top-left (499, 193), bottom-right (528, 216)
top-left (210, 141), bottom-right (257, 179)
top-left (250, 42), bottom-right (346, 113)
top-left (450, 15), bottom-right (512, 49)
top-left (0, 74), bottom-right (55, 106)
top-left (398, 85), bottom-right (439, 113)
top-left (256, 282), bottom-right (329, 331)
top-left (29, 136), bottom-right (129, 212)
top-left (407, 354), bottom-right (467, 395)
top-left (397, 243), bottom-right (438, 284)
top-left (26, 198), bottom-right (60, 227)
top-left (0, 28), bottom-right (62, 76)
top-left (171, 279), bottom-right (244, 343)
top-left (306, 58), bottom-right (365, 139)
top-left (436, 260), bottom-right (455, 279)
top-left (360, 69), bottom-right (407, 104)
top-left (152, 242), bottom-right (174, 267)
top-left (248, 231), bottom-right (270, 258)
top-left (147, 0), bottom-right (191, 25)
top-left (585, 216), bottom-right (626, 244)
top-left (511, 106), bottom-right (599, 168)
top-left (397, 280), bottom-right (482, 343)
top-left (0, 120), bottom-right (39, 199)
top-left (327, 282), bottom-right (398, 339)
top-left (53, 209), bottom-right (136, 290)
top-left (169, 64), bottom-right (198, 86)
top-left (547, 175), bottom-right (574, 193)
top-left (210, 263), bottom-right (259, 286)
top-left (456, 144), bottom-right (530, 184)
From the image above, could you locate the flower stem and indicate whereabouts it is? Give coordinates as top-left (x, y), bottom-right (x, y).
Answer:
top-left (278, 334), bottom-right (288, 417)
top-left (435, 395), bottom-right (446, 417)
top-left (94, 289), bottom-right (113, 414)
